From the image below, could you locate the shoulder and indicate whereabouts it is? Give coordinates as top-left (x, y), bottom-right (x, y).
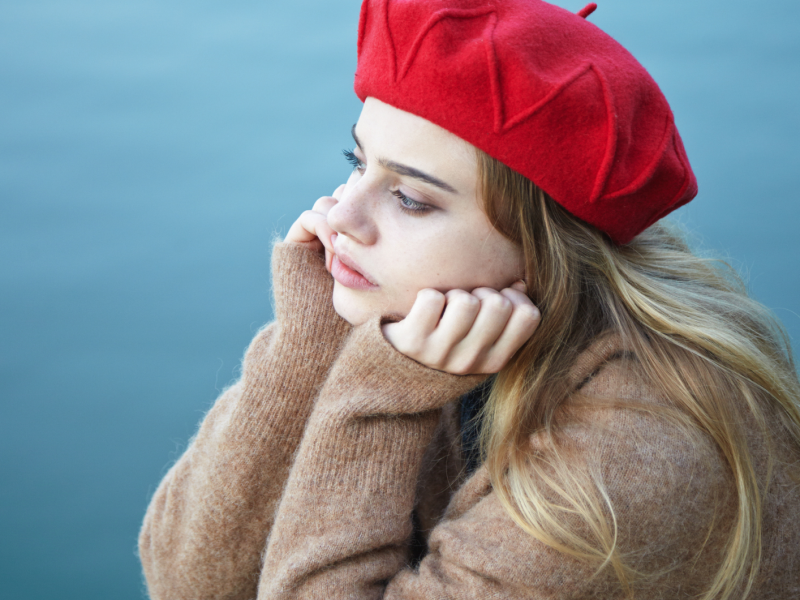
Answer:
top-left (560, 333), bottom-right (733, 502)
top-left (544, 334), bottom-right (736, 575)
top-left (416, 335), bottom-right (747, 596)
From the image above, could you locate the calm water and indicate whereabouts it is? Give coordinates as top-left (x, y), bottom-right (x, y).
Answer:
top-left (1, 1), bottom-right (798, 598)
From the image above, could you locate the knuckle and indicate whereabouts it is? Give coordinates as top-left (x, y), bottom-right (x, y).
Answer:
top-left (517, 304), bottom-right (541, 321)
top-left (312, 196), bottom-right (331, 210)
top-left (483, 293), bottom-right (511, 311)
top-left (418, 288), bottom-right (444, 304)
top-left (449, 290), bottom-right (478, 307)
top-left (502, 288), bottom-right (527, 304)
top-left (516, 304), bottom-right (541, 324)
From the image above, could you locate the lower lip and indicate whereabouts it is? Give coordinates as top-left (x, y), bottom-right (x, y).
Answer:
top-left (330, 255), bottom-right (378, 291)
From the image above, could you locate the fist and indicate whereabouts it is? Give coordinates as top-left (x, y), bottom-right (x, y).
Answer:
top-left (382, 283), bottom-right (540, 375)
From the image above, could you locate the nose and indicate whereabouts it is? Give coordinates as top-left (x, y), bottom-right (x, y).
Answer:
top-left (326, 177), bottom-right (378, 246)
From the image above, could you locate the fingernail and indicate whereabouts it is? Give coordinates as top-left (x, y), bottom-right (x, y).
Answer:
top-left (330, 233), bottom-right (338, 248)
top-left (512, 279), bottom-right (527, 292)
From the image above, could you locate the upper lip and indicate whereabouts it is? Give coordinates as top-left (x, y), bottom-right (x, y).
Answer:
top-left (333, 246), bottom-right (378, 285)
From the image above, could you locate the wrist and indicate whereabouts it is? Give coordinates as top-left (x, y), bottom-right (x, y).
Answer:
top-left (318, 316), bottom-right (486, 416)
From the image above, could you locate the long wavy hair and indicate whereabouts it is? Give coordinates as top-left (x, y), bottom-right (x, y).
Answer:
top-left (476, 150), bottom-right (800, 599)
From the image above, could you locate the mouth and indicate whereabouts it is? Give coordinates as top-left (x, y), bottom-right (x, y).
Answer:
top-left (329, 248), bottom-right (378, 291)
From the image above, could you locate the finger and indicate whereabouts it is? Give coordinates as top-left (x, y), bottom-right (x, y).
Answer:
top-left (404, 289), bottom-right (446, 337)
top-left (466, 290), bottom-right (513, 346)
top-left (445, 290), bottom-right (512, 373)
top-left (510, 279), bottom-right (527, 294)
top-left (427, 290), bottom-right (480, 354)
top-left (326, 233), bottom-right (338, 272)
top-left (307, 214), bottom-right (335, 254)
top-left (285, 210), bottom-right (322, 245)
top-left (312, 195), bottom-right (338, 215)
top-left (285, 210), bottom-right (335, 253)
top-left (332, 184), bottom-right (346, 201)
top-left (389, 289), bottom-right (446, 358)
top-left (499, 286), bottom-right (533, 307)
top-left (478, 293), bottom-right (540, 372)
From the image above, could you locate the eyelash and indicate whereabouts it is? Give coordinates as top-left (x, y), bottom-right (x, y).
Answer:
top-left (342, 149), bottom-right (364, 171)
top-left (341, 149), bottom-right (431, 215)
top-left (391, 189), bottom-right (430, 214)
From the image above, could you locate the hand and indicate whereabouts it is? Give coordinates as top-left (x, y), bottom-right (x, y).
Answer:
top-left (382, 282), bottom-right (540, 375)
top-left (284, 184), bottom-right (345, 270)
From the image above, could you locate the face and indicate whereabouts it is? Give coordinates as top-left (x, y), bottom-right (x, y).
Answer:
top-left (327, 97), bottom-right (524, 325)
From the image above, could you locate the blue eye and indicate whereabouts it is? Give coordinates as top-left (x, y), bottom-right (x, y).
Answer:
top-left (342, 149), bottom-right (364, 172)
top-left (392, 190), bottom-right (430, 214)
top-left (343, 148), bottom-right (430, 214)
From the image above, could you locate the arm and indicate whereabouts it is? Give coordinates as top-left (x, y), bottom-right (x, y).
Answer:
top-left (258, 317), bottom-right (487, 598)
top-left (139, 242), bottom-right (351, 600)
top-left (257, 321), bottom-right (734, 598)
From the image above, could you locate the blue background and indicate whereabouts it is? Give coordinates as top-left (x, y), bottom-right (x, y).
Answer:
top-left (1, 1), bottom-right (798, 598)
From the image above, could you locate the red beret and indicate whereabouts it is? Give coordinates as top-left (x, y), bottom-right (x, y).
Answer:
top-left (354, 0), bottom-right (698, 244)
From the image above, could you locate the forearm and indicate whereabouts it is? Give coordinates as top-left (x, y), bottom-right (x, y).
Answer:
top-left (139, 243), bottom-right (350, 600)
top-left (258, 318), bottom-right (483, 598)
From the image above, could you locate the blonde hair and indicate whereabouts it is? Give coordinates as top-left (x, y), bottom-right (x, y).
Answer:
top-left (476, 150), bottom-right (800, 599)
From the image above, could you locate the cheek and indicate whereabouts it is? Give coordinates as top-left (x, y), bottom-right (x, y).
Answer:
top-left (335, 219), bottom-right (522, 321)
top-left (406, 232), bottom-right (522, 291)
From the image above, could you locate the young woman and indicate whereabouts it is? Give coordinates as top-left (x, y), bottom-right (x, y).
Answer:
top-left (139, 1), bottom-right (800, 598)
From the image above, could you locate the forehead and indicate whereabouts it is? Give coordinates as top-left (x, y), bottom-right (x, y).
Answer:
top-left (356, 97), bottom-right (478, 194)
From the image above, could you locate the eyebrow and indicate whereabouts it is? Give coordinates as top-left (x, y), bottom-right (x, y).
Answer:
top-left (351, 124), bottom-right (459, 194)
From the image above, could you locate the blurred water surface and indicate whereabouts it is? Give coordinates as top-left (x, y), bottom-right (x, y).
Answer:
top-left (1, 1), bottom-right (798, 598)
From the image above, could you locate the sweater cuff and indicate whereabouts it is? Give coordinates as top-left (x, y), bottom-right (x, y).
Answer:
top-left (318, 316), bottom-right (487, 416)
top-left (270, 241), bottom-right (344, 331)
top-left (237, 242), bottom-right (350, 422)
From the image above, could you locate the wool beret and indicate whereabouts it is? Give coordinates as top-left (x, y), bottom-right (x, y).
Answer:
top-left (353, 0), bottom-right (698, 244)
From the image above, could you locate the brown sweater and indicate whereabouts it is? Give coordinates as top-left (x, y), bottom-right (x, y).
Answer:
top-left (139, 242), bottom-right (800, 599)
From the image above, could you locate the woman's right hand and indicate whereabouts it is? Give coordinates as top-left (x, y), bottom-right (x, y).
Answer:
top-left (382, 282), bottom-right (540, 375)
top-left (284, 184), bottom-right (345, 271)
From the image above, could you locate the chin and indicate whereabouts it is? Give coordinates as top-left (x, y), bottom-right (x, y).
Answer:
top-left (331, 286), bottom-right (372, 326)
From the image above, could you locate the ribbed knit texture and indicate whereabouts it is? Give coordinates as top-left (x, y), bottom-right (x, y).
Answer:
top-left (139, 243), bottom-right (351, 600)
top-left (139, 243), bottom-right (800, 599)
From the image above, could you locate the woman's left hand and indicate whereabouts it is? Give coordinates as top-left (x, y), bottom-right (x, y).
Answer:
top-left (382, 282), bottom-right (540, 375)
top-left (283, 184), bottom-right (344, 271)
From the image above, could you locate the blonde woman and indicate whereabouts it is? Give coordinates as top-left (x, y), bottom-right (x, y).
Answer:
top-left (139, 1), bottom-right (800, 598)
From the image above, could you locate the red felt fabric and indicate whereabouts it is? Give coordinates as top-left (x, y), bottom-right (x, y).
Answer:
top-left (578, 3), bottom-right (598, 19)
top-left (353, 0), bottom-right (698, 244)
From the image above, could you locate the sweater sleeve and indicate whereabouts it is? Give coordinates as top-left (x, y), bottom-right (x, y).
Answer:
top-left (139, 242), bottom-right (351, 600)
top-left (257, 327), bottom-right (736, 599)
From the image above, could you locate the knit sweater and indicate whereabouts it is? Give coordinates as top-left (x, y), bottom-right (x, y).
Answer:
top-left (139, 242), bottom-right (800, 599)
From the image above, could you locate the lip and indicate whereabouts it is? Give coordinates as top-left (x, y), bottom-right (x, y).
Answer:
top-left (330, 249), bottom-right (378, 290)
